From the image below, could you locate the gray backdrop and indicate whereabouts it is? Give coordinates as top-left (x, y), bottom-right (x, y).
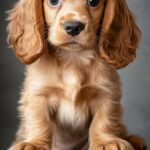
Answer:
top-left (0, 0), bottom-right (150, 150)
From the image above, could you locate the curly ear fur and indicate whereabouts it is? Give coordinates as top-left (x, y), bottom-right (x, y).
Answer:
top-left (99, 0), bottom-right (141, 69)
top-left (7, 0), bottom-right (45, 64)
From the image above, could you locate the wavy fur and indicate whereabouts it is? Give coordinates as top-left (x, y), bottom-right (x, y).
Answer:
top-left (7, 0), bottom-right (145, 150)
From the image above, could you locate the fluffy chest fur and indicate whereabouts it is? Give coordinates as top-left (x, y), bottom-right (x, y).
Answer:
top-left (57, 69), bottom-right (89, 129)
top-left (24, 51), bottom-right (94, 131)
top-left (50, 68), bottom-right (90, 150)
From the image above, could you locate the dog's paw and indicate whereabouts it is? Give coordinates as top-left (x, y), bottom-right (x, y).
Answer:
top-left (89, 139), bottom-right (134, 150)
top-left (9, 142), bottom-right (49, 150)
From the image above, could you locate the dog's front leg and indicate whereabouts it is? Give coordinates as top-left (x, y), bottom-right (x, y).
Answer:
top-left (89, 96), bottom-right (134, 150)
top-left (9, 94), bottom-right (53, 150)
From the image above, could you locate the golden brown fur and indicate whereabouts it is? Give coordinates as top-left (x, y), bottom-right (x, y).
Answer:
top-left (7, 0), bottom-right (146, 150)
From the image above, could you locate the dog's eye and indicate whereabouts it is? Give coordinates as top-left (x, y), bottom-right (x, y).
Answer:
top-left (88, 0), bottom-right (100, 7)
top-left (48, 0), bottom-right (61, 6)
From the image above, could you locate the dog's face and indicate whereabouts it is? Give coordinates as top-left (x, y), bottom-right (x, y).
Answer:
top-left (7, 0), bottom-right (141, 68)
top-left (44, 0), bottom-right (104, 51)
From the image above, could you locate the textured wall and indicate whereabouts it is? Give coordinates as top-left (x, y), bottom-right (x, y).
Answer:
top-left (0, 0), bottom-right (150, 149)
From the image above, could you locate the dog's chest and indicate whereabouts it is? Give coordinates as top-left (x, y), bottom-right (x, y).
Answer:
top-left (62, 69), bottom-right (80, 100)
top-left (56, 69), bottom-right (89, 129)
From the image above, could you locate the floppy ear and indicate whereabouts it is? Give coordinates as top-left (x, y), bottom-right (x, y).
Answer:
top-left (7, 0), bottom-right (45, 64)
top-left (99, 0), bottom-right (141, 69)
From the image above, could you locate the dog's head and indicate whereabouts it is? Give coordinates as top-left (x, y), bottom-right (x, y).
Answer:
top-left (7, 0), bottom-right (141, 68)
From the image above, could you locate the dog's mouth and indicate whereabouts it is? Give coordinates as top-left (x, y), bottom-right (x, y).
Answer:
top-left (59, 41), bottom-right (81, 46)
top-left (56, 41), bottom-right (87, 51)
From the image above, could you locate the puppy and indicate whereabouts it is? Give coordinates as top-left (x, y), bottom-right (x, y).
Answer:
top-left (7, 0), bottom-right (146, 149)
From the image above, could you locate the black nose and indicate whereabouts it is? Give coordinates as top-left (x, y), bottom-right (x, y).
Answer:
top-left (64, 21), bottom-right (85, 36)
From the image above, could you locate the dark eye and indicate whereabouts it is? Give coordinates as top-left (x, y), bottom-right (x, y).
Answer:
top-left (88, 0), bottom-right (100, 7)
top-left (48, 0), bottom-right (61, 6)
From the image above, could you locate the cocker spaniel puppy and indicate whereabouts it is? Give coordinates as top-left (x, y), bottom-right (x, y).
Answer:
top-left (7, 0), bottom-right (146, 150)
